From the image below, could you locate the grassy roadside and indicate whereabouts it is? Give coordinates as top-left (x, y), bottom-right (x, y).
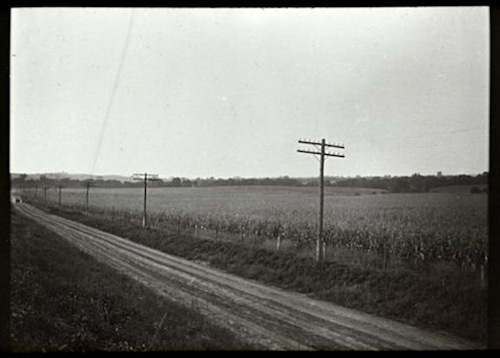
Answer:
top-left (10, 208), bottom-right (253, 352)
top-left (35, 202), bottom-right (487, 346)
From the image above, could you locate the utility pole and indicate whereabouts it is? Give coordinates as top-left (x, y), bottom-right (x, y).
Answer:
top-left (297, 138), bottom-right (345, 263)
top-left (43, 186), bottom-right (49, 206)
top-left (82, 179), bottom-right (95, 215)
top-left (133, 173), bottom-right (160, 229)
top-left (58, 184), bottom-right (63, 210)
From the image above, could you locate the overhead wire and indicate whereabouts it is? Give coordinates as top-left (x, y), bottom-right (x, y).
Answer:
top-left (90, 9), bottom-right (135, 178)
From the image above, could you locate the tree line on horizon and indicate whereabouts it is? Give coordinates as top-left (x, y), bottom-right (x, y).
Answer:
top-left (332, 172), bottom-right (488, 193)
top-left (11, 172), bottom-right (488, 193)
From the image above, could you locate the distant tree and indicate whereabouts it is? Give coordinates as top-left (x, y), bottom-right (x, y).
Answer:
top-left (171, 177), bottom-right (182, 187)
top-left (389, 177), bottom-right (410, 193)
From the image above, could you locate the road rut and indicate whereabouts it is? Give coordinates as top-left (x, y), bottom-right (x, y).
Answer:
top-left (14, 203), bottom-right (480, 350)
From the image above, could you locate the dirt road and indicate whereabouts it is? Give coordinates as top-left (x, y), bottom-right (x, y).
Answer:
top-left (14, 203), bottom-right (481, 350)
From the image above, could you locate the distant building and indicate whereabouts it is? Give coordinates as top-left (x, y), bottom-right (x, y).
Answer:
top-left (437, 171), bottom-right (442, 177)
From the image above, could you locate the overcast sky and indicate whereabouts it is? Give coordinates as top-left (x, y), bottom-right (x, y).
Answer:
top-left (11, 7), bottom-right (489, 179)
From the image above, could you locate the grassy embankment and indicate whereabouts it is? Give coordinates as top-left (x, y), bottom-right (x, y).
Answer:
top-left (29, 200), bottom-right (487, 346)
top-left (10, 208), bottom-right (253, 352)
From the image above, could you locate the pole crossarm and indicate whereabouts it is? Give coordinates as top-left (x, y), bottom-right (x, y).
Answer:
top-left (297, 149), bottom-right (345, 158)
top-left (298, 139), bottom-right (345, 149)
top-left (133, 173), bottom-right (160, 182)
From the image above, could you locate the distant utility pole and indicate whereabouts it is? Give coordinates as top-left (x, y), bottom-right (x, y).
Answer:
top-left (83, 179), bottom-right (96, 215)
top-left (58, 184), bottom-right (64, 209)
top-left (133, 173), bottom-right (160, 229)
top-left (298, 138), bottom-right (345, 263)
top-left (43, 185), bottom-right (50, 206)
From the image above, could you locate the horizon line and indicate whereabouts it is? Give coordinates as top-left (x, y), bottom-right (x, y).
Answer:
top-left (9, 170), bottom-right (489, 181)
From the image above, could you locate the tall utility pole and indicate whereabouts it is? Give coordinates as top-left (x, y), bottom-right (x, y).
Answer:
top-left (133, 173), bottom-right (160, 229)
top-left (298, 138), bottom-right (345, 263)
top-left (82, 179), bottom-right (95, 215)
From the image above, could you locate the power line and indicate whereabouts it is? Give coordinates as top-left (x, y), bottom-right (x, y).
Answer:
top-left (90, 9), bottom-right (135, 176)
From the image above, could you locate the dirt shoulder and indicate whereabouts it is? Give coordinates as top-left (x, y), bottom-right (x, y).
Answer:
top-left (9, 207), bottom-right (253, 352)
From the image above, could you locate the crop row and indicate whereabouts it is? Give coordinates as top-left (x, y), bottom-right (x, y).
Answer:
top-left (28, 200), bottom-right (486, 270)
top-left (21, 188), bottom-right (488, 270)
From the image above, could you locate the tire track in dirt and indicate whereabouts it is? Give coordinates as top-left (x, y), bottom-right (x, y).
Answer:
top-left (14, 203), bottom-right (481, 351)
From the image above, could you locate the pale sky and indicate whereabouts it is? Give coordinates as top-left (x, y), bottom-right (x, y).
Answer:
top-left (10, 7), bottom-right (489, 179)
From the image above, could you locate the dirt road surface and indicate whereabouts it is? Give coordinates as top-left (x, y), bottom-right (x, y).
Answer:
top-left (13, 203), bottom-right (481, 350)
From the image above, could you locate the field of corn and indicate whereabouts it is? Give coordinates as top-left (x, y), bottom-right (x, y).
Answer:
top-left (22, 185), bottom-right (488, 271)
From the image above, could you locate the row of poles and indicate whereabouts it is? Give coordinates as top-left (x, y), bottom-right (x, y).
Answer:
top-left (131, 146), bottom-right (347, 264)
top-left (29, 175), bottom-right (157, 229)
top-left (28, 138), bottom-right (345, 263)
top-left (30, 179), bottom-right (96, 214)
